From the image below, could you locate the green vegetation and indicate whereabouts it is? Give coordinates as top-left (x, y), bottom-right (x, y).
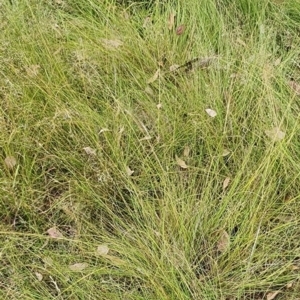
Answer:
top-left (1, 0), bottom-right (300, 299)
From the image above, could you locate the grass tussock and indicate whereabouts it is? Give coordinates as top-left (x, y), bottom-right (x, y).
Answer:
top-left (1, 0), bottom-right (300, 299)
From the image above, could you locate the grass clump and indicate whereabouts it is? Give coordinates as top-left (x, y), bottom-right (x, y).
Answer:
top-left (1, 0), bottom-right (300, 299)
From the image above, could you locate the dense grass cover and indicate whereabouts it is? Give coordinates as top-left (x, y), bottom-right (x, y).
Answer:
top-left (1, 0), bottom-right (300, 299)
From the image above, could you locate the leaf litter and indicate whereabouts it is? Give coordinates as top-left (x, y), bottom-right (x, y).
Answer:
top-left (35, 272), bottom-right (43, 281)
top-left (83, 146), bottom-right (97, 156)
top-left (222, 149), bottom-right (230, 157)
top-left (176, 156), bottom-right (188, 169)
top-left (176, 24), bottom-right (185, 35)
top-left (217, 230), bottom-right (230, 252)
top-left (205, 108), bottom-right (217, 118)
top-left (168, 11), bottom-right (176, 30)
top-left (222, 177), bottom-right (230, 190)
top-left (126, 166), bottom-right (134, 176)
top-left (69, 263), bottom-right (89, 272)
top-left (101, 38), bottom-right (123, 49)
top-left (288, 80), bottom-right (300, 95)
top-left (96, 244), bottom-right (109, 256)
top-left (266, 290), bottom-right (281, 300)
top-left (4, 156), bottom-right (17, 169)
top-left (147, 69), bottom-right (160, 84)
top-left (265, 127), bottom-right (285, 141)
top-left (95, 245), bottom-right (125, 265)
top-left (183, 146), bottom-right (190, 157)
top-left (47, 227), bottom-right (64, 239)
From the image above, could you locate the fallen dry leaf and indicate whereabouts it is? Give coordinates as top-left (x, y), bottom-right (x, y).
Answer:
top-left (47, 227), bottom-right (64, 239)
top-left (26, 65), bottom-right (40, 77)
top-left (169, 64), bottom-right (180, 72)
top-left (217, 230), bottom-right (230, 252)
top-left (265, 127), bottom-right (285, 141)
top-left (83, 146), bottom-right (96, 156)
top-left (288, 80), bottom-right (300, 95)
top-left (122, 9), bottom-right (130, 19)
top-left (4, 156), bottom-right (17, 169)
top-left (126, 166), bottom-right (134, 176)
top-left (143, 16), bottom-right (152, 28)
top-left (168, 12), bottom-right (176, 30)
top-left (145, 85), bottom-right (154, 96)
top-left (183, 146), bottom-right (190, 157)
top-left (236, 38), bottom-right (246, 47)
top-left (205, 108), bottom-right (217, 118)
top-left (139, 135), bottom-right (152, 141)
top-left (286, 282), bottom-right (293, 288)
top-left (222, 177), bottom-right (230, 190)
top-left (104, 255), bottom-right (125, 266)
top-left (96, 244), bottom-right (109, 256)
top-left (101, 38), bottom-right (123, 49)
top-left (176, 156), bottom-right (188, 169)
top-left (35, 272), bottom-right (43, 281)
top-left (117, 126), bottom-right (125, 145)
top-left (176, 24), bottom-right (185, 35)
top-left (69, 263), bottom-right (88, 272)
top-left (99, 128), bottom-right (110, 134)
top-left (222, 149), bottom-right (230, 157)
top-left (156, 103), bottom-right (162, 109)
top-left (147, 69), bottom-right (160, 84)
top-left (274, 58), bottom-right (281, 66)
top-left (43, 256), bottom-right (54, 266)
top-left (266, 290), bottom-right (281, 300)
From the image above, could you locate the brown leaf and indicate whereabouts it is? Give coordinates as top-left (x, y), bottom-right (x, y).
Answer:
top-left (236, 38), bottom-right (246, 47)
top-left (43, 257), bottom-right (54, 266)
top-left (169, 64), bottom-right (180, 72)
top-left (69, 263), bottom-right (88, 272)
top-left (4, 156), bottom-right (17, 169)
top-left (99, 128), bottom-right (110, 134)
top-left (205, 108), bottom-right (217, 118)
top-left (145, 86), bottom-right (154, 96)
top-left (139, 136), bottom-right (152, 141)
top-left (274, 58), bottom-right (281, 66)
top-left (168, 12), bottom-right (176, 30)
top-left (105, 255), bottom-right (125, 266)
top-left (176, 156), bottom-right (188, 169)
top-left (47, 227), bottom-right (64, 239)
top-left (222, 177), bottom-right (230, 190)
top-left (266, 291), bottom-right (281, 300)
top-left (143, 16), bottom-right (152, 28)
top-left (147, 69), bottom-right (160, 84)
top-left (289, 80), bottom-right (300, 95)
top-left (183, 146), bottom-right (190, 157)
top-left (217, 230), bottom-right (230, 252)
top-left (222, 149), bottom-right (230, 157)
top-left (101, 39), bottom-right (123, 49)
top-left (265, 127), bottom-right (285, 141)
top-left (122, 10), bottom-right (130, 20)
top-left (35, 272), bottom-right (43, 281)
top-left (83, 146), bottom-right (96, 156)
top-left (26, 65), bottom-right (40, 77)
top-left (126, 166), bottom-right (134, 176)
top-left (176, 24), bottom-right (185, 35)
top-left (96, 244), bottom-right (109, 256)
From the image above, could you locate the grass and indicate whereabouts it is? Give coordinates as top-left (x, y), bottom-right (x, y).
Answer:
top-left (1, 0), bottom-right (300, 299)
